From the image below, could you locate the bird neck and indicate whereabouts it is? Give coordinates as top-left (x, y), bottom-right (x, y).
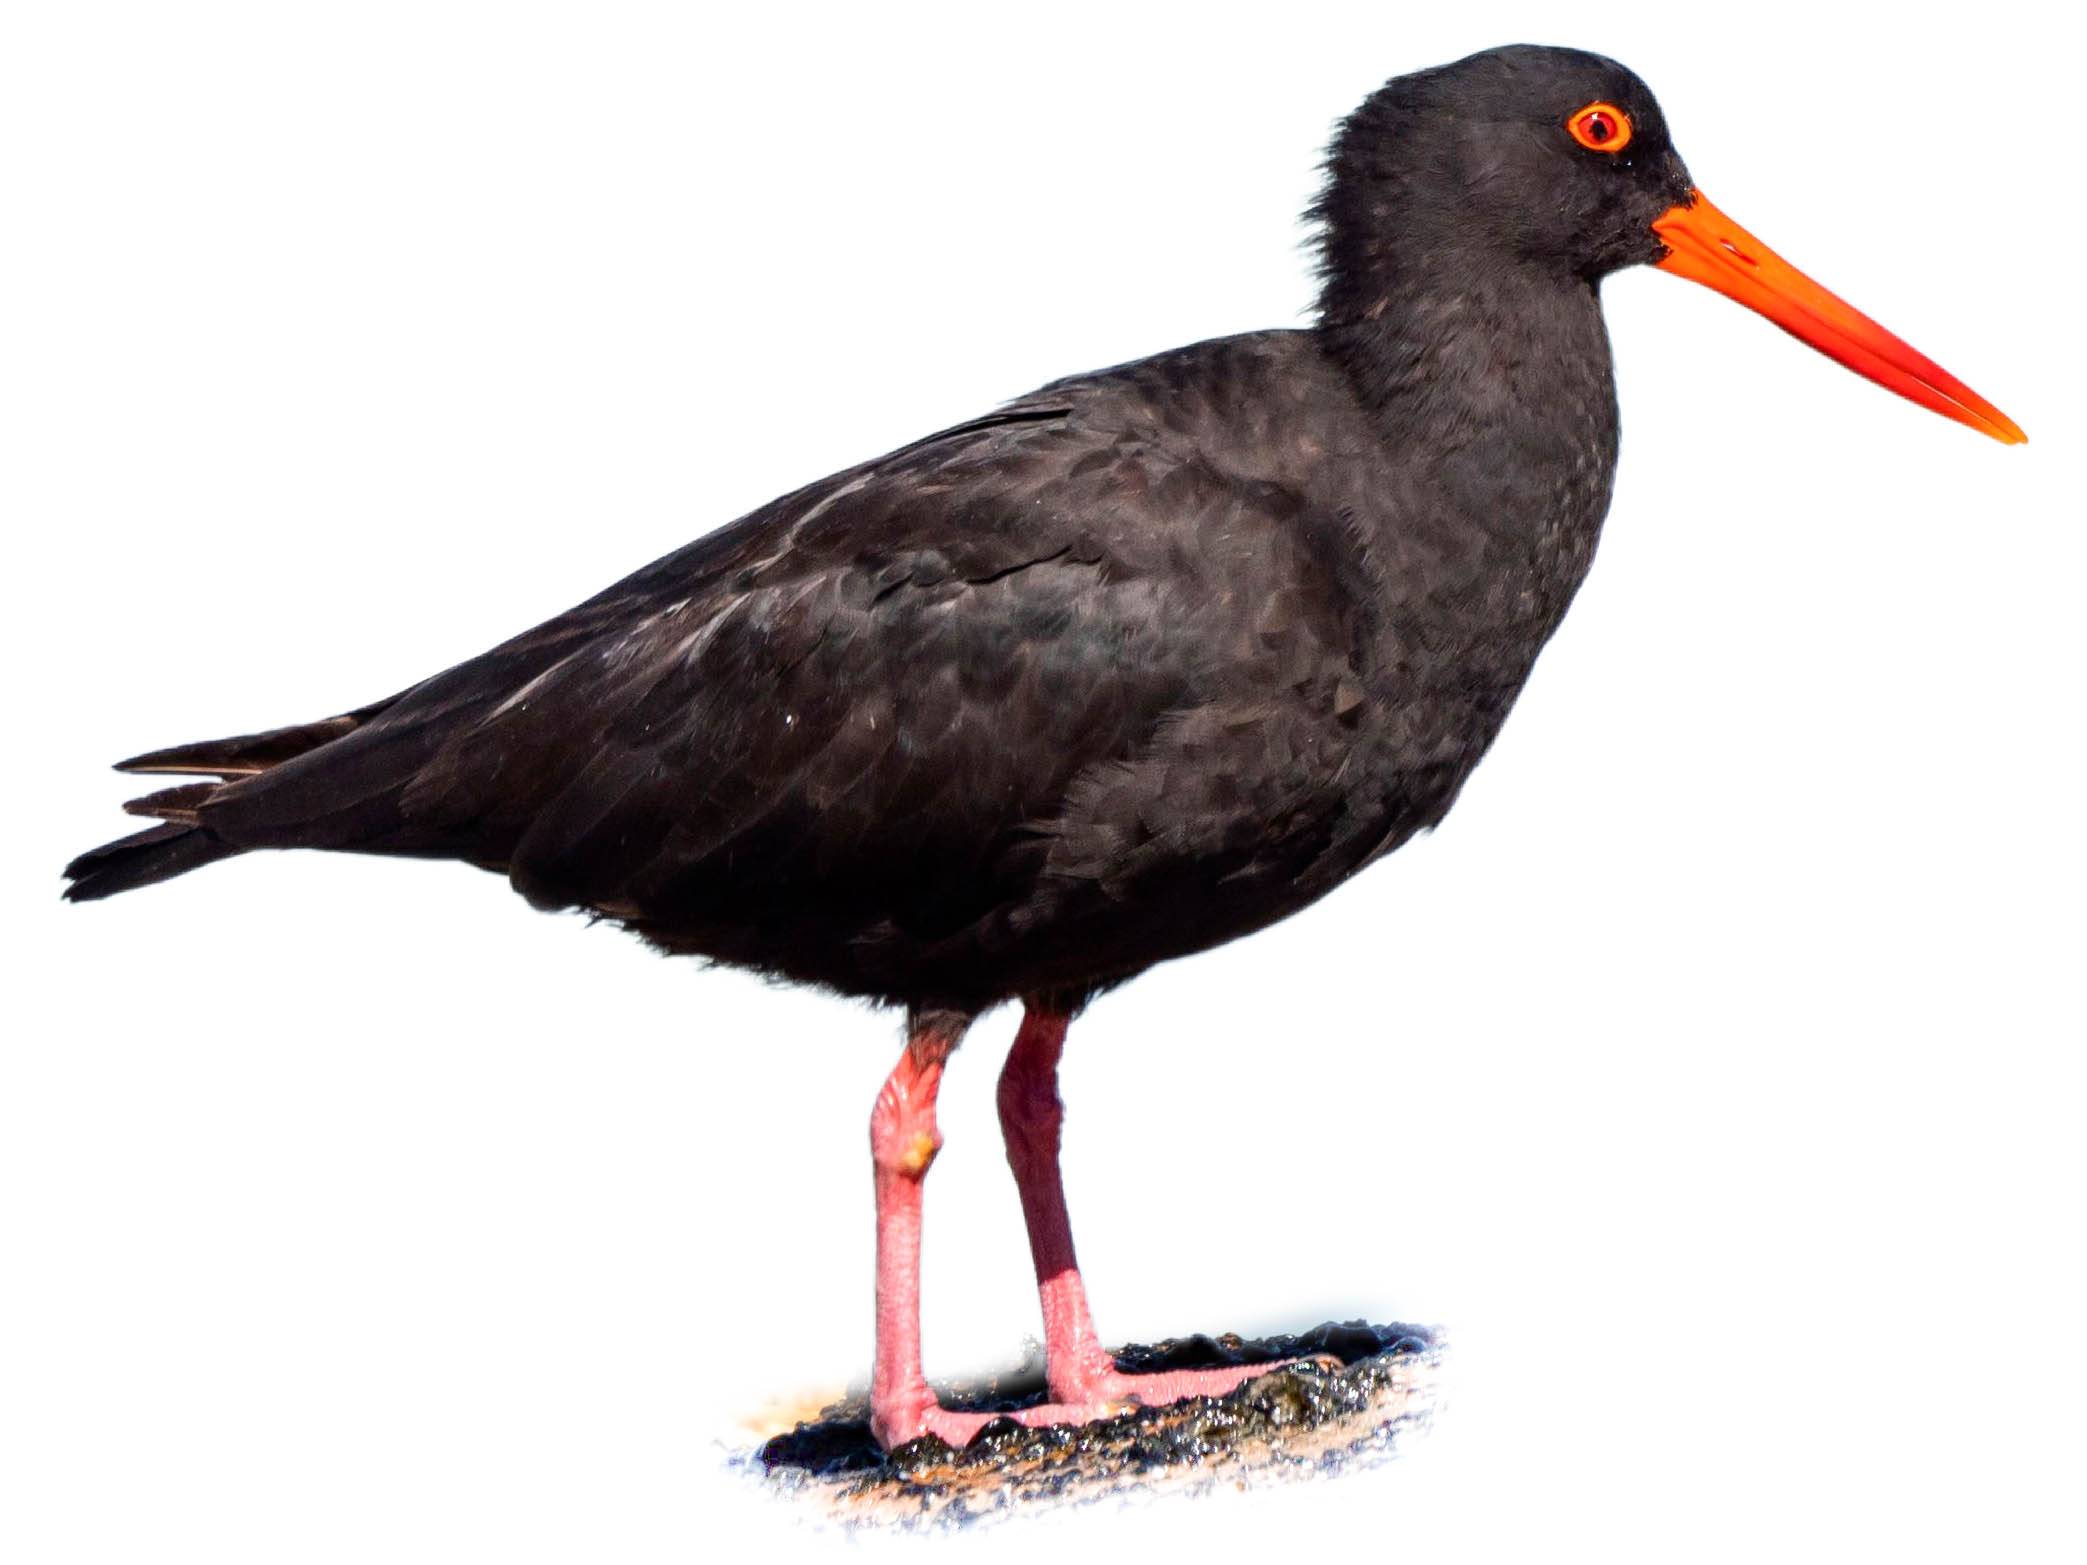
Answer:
top-left (1316, 246), bottom-right (1614, 429)
top-left (1315, 252), bottom-right (1620, 546)
top-left (1310, 253), bottom-right (1622, 717)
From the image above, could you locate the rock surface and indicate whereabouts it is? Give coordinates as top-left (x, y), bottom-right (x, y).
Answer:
top-left (747, 1320), bottom-right (1440, 1528)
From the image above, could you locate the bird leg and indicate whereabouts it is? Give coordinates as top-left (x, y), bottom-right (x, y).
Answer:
top-left (994, 1003), bottom-right (1296, 1412)
top-left (867, 1004), bottom-right (1294, 1452)
top-left (870, 1010), bottom-right (1083, 1448)
top-left (867, 1010), bottom-right (975, 1449)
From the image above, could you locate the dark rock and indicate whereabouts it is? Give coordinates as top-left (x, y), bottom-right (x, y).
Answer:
top-left (745, 1320), bottom-right (1441, 1527)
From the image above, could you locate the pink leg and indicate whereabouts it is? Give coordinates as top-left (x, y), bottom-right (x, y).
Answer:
top-left (995, 1004), bottom-right (1297, 1411)
top-left (867, 1006), bottom-right (1296, 1452)
top-left (867, 1013), bottom-right (977, 1449)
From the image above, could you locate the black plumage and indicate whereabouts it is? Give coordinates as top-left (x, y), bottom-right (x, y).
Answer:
top-left (62, 45), bottom-right (1998, 1022)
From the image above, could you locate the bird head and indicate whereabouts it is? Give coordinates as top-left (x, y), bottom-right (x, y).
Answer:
top-left (1317, 44), bottom-right (2023, 444)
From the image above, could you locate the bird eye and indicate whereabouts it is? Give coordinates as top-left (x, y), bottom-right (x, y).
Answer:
top-left (1567, 102), bottom-right (1633, 154)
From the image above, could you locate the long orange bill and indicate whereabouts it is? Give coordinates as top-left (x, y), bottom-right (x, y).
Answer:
top-left (1652, 190), bottom-right (2025, 445)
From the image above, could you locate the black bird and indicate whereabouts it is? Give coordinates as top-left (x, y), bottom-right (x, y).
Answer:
top-left (65, 45), bottom-right (2021, 1448)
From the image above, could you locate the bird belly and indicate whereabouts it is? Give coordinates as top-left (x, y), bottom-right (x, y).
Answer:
top-left (613, 707), bottom-right (1415, 1010)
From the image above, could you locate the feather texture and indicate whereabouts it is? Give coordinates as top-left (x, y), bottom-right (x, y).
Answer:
top-left (65, 46), bottom-right (1689, 1011)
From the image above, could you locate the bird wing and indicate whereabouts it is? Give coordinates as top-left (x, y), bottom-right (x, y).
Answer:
top-left (197, 393), bottom-right (1346, 944)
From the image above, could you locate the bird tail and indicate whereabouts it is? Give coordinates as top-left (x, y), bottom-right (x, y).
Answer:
top-left (62, 708), bottom-right (386, 902)
top-left (62, 820), bottom-right (243, 902)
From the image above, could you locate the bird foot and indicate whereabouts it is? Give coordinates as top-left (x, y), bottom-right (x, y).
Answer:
top-left (1059, 1355), bottom-right (1329, 1409)
top-left (874, 1395), bottom-right (1136, 1451)
top-left (873, 1356), bottom-right (1330, 1451)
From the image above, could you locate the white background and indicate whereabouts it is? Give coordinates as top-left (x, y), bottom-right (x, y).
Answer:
top-left (3, 3), bottom-right (2081, 1560)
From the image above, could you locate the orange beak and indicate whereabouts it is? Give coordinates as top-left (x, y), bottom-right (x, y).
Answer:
top-left (1653, 191), bottom-right (2025, 445)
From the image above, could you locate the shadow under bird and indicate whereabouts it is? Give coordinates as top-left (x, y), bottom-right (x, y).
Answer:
top-left (66, 46), bottom-right (2022, 1449)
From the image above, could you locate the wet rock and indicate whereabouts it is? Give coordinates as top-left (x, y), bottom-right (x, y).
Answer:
top-left (746, 1320), bottom-right (1440, 1527)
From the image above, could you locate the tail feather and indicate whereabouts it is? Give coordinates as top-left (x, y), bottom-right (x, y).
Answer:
top-left (115, 702), bottom-right (392, 778)
top-left (123, 780), bottom-right (220, 824)
top-left (62, 821), bottom-right (243, 902)
top-left (67, 698), bottom-right (396, 901)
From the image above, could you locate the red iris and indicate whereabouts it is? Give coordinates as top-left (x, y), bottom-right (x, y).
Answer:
top-left (1568, 101), bottom-right (1633, 154)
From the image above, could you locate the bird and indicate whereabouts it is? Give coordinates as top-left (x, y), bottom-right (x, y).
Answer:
top-left (64, 44), bottom-right (2022, 1450)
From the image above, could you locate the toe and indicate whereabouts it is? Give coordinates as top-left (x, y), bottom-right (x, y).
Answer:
top-left (1084, 1355), bottom-right (1308, 1407)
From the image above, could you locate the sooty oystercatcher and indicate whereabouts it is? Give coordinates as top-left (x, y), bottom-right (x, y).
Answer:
top-left (65, 45), bottom-right (2022, 1449)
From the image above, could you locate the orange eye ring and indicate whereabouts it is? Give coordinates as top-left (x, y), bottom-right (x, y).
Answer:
top-left (1567, 101), bottom-right (1633, 154)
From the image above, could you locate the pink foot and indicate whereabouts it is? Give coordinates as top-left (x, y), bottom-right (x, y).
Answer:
top-left (874, 1390), bottom-right (1139, 1451)
top-left (873, 1356), bottom-right (1326, 1450)
top-left (1062, 1355), bottom-right (1313, 1409)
